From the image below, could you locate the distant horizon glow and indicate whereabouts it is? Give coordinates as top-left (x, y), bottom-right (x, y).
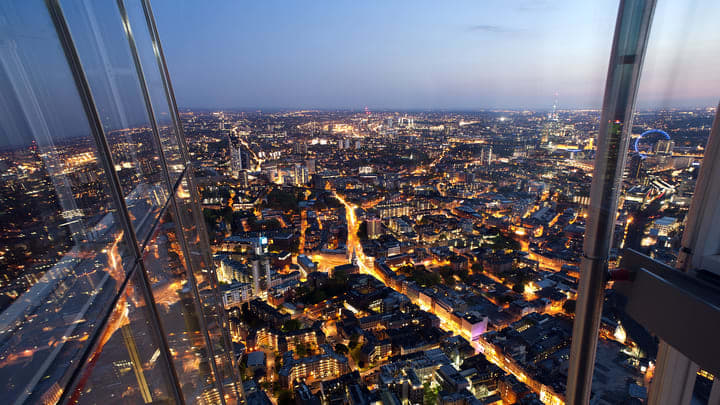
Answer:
top-left (153, 0), bottom-right (719, 110)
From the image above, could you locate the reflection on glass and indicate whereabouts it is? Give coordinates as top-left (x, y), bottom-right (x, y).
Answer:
top-left (59, 0), bottom-right (170, 245)
top-left (0, 2), bottom-right (133, 403)
top-left (70, 270), bottom-right (177, 404)
top-left (123, 0), bottom-right (185, 183)
top-left (143, 204), bottom-right (221, 404)
top-left (174, 173), bottom-right (240, 403)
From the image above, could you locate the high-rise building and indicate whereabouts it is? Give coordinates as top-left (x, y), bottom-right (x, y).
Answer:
top-left (231, 145), bottom-right (245, 175)
top-left (654, 139), bottom-right (675, 155)
top-left (251, 256), bottom-right (270, 296)
top-left (338, 138), bottom-right (351, 150)
top-left (367, 217), bottom-right (383, 239)
top-left (0, 2), bottom-right (240, 404)
top-left (627, 153), bottom-right (644, 179)
top-left (295, 142), bottom-right (308, 155)
top-left (376, 203), bottom-right (410, 219)
top-left (305, 158), bottom-right (316, 174)
top-left (295, 163), bottom-right (309, 185)
top-left (240, 169), bottom-right (250, 188)
top-left (479, 146), bottom-right (493, 166)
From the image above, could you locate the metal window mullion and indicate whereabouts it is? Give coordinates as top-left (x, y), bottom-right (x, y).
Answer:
top-left (114, 0), bottom-right (177, 247)
top-left (44, 1), bottom-right (185, 404)
top-left (141, 0), bottom-right (243, 394)
top-left (137, 0), bottom-right (221, 304)
top-left (115, 1), bottom-right (228, 403)
top-left (565, 0), bottom-right (656, 403)
top-left (169, 192), bottom-right (231, 402)
top-left (140, 0), bottom-right (192, 165)
top-left (185, 168), bottom-right (244, 396)
top-left (168, 181), bottom-right (231, 404)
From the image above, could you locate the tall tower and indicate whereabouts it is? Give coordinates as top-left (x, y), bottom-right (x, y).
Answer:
top-left (231, 146), bottom-right (244, 174)
top-left (305, 158), bottom-right (316, 175)
top-left (295, 163), bottom-right (308, 185)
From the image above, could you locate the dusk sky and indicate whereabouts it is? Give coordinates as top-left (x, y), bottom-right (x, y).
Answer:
top-left (153, 0), bottom-right (719, 110)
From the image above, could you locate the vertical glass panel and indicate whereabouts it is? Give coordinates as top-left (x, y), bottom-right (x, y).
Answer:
top-left (0, 2), bottom-right (134, 403)
top-left (623, 2), bottom-right (720, 403)
top-left (59, 0), bottom-right (170, 244)
top-left (174, 172), bottom-right (239, 402)
top-left (142, 202), bottom-right (222, 403)
top-left (70, 270), bottom-right (177, 404)
top-left (122, 0), bottom-right (185, 184)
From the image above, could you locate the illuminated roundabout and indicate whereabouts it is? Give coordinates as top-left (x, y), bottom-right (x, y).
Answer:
top-left (634, 129), bottom-right (670, 157)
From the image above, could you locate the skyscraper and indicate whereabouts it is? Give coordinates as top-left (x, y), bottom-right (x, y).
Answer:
top-left (367, 217), bottom-right (383, 239)
top-left (231, 145), bottom-right (245, 176)
top-left (295, 163), bottom-right (309, 185)
top-left (654, 139), bottom-right (675, 155)
top-left (0, 1), bottom-right (240, 404)
top-left (295, 141), bottom-right (308, 155)
top-left (479, 146), bottom-right (493, 166)
top-left (305, 158), bottom-right (316, 175)
top-left (627, 153), bottom-right (644, 179)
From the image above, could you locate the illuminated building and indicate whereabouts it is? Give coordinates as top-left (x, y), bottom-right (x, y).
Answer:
top-left (297, 254), bottom-right (317, 274)
top-left (305, 158), bottom-right (316, 174)
top-left (231, 145), bottom-right (246, 176)
top-left (649, 216), bottom-right (679, 237)
top-left (294, 163), bottom-right (309, 185)
top-left (380, 366), bottom-right (424, 404)
top-left (654, 139), bottom-right (675, 155)
top-left (251, 323), bottom-right (325, 352)
top-left (221, 281), bottom-right (253, 308)
top-left (376, 202), bottom-right (411, 219)
top-left (278, 344), bottom-right (350, 388)
top-left (367, 216), bottom-right (383, 239)
top-left (626, 153), bottom-right (644, 179)
top-left (479, 146), bottom-right (493, 165)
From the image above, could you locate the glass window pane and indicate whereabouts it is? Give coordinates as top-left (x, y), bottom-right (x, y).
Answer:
top-left (142, 203), bottom-right (222, 403)
top-left (174, 172), bottom-right (239, 402)
top-left (69, 270), bottom-right (177, 404)
top-left (123, 0), bottom-right (186, 183)
top-left (59, 0), bottom-right (171, 245)
top-left (0, 2), bottom-right (134, 403)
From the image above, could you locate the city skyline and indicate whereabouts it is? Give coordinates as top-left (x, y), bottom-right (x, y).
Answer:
top-left (154, 0), bottom-right (720, 110)
top-left (1, 1), bottom-right (718, 404)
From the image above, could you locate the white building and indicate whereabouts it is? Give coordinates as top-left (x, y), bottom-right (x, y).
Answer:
top-left (221, 281), bottom-right (252, 309)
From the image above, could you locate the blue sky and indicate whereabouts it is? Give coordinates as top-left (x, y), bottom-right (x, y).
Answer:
top-left (153, 0), bottom-right (719, 110)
